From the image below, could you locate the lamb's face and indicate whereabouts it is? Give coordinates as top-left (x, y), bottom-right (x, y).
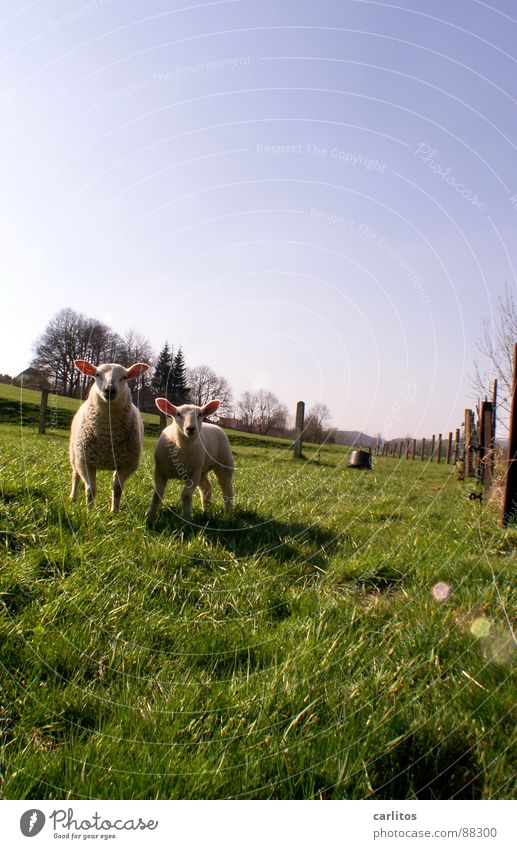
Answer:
top-left (172, 405), bottom-right (203, 439)
top-left (93, 364), bottom-right (130, 404)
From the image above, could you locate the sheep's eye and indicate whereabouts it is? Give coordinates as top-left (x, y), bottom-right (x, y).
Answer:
top-left (120, 375), bottom-right (127, 380)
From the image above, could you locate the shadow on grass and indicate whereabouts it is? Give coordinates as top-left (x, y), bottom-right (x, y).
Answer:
top-left (0, 487), bottom-right (47, 503)
top-left (369, 731), bottom-right (483, 799)
top-left (147, 508), bottom-right (340, 564)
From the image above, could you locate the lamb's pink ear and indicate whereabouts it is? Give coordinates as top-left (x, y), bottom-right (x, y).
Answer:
top-left (127, 362), bottom-right (150, 380)
top-left (155, 397), bottom-right (176, 417)
top-left (74, 359), bottom-right (97, 377)
top-left (202, 399), bottom-right (220, 419)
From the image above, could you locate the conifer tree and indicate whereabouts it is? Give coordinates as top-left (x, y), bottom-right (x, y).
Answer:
top-left (152, 342), bottom-right (173, 396)
top-left (170, 347), bottom-right (189, 405)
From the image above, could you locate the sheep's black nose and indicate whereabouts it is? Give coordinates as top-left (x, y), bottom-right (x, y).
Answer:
top-left (104, 387), bottom-right (116, 399)
top-left (186, 426), bottom-right (196, 436)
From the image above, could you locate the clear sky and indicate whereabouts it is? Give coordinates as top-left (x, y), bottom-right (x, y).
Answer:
top-left (1, 0), bottom-right (515, 437)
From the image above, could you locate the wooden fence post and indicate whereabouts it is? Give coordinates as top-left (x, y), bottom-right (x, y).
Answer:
top-left (39, 388), bottom-right (49, 434)
top-left (446, 432), bottom-right (453, 464)
top-left (480, 401), bottom-right (494, 495)
top-left (465, 409), bottom-right (475, 478)
top-left (502, 345), bottom-right (517, 525)
top-left (411, 438), bottom-right (416, 460)
top-left (437, 433), bottom-right (442, 464)
top-left (404, 439), bottom-right (410, 459)
top-left (454, 428), bottom-right (460, 464)
top-left (492, 379), bottom-right (498, 447)
top-left (293, 401), bottom-right (305, 459)
top-left (420, 437), bottom-right (426, 461)
top-left (430, 434), bottom-right (435, 461)
top-left (398, 441), bottom-right (403, 458)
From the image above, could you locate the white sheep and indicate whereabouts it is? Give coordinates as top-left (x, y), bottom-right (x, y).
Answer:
top-left (147, 398), bottom-right (234, 521)
top-left (69, 359), bottom-right (150, 512)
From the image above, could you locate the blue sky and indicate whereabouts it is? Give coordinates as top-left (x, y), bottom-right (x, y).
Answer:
top-left (1, 0), bottom-right (516, 436)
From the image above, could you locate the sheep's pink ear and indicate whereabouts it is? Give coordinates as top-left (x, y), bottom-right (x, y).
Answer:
top-left (127, 362), bottom-right (150, 380)
top-left (74, 359), bottom-right (97, 377)
top-left (202, 399), bottom-right (220, 418)
top-left (155, 397), bottom-right (176, 417)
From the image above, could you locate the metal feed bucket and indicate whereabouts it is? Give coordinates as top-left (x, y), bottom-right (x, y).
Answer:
top-left (348, 449), bottom-right (372, 469)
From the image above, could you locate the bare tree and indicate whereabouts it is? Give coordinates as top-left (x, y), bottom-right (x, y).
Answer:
top-left (238, 390), bottom-right (258, 432)
top-left (32, 308), bottom-right (85, 396)
top-left (304, 402), bottom-right (332, 443)
top-left (255, 389), bottom-right (288, 434)
top-left (117, 329), bottom-right (155, 394)
top-left (187, 364), bottom-right (233, 415)
top-left (473, 285), bottom-right (517, 430)
top-left (238, 389), bottom-right (288, 434)
top-left (31, 308), bottom-right (126, 397)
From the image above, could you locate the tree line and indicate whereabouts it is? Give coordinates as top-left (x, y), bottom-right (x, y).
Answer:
top-left (11, 307), bottom-right (333, 441)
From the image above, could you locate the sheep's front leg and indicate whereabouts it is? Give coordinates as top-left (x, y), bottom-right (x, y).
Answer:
top-left (111, 464), bottom-right (137, 513)
top-left (181, 473), bottom-right (200, 521)
top-left (147, 469), bottom-right (168, 520)
top-left (70, 469), bottom-right (81, 502)
top-left (215, 468), bottom-right (234, 515)
top-left (83, 465), bottom-right (97, 506)
top-left (198, 473), bottom-right (212, 512)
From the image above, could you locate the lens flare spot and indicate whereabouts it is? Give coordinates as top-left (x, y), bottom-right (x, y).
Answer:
top-left (432, 581), bottom-right (451, 601)
top-left (480, 623), bottom-right (516, 666)
top-left (470, 616), bottom-right (492, 638)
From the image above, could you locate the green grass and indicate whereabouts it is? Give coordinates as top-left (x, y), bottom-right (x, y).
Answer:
top-left (0, 413), bottom-right (515, 800)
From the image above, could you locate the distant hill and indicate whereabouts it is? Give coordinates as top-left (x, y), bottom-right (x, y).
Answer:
top-left (333, 430), bottom-right (376, 447)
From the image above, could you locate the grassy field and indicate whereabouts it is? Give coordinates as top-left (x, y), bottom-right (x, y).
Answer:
top-left (0, 399), bottom-right (515, 799)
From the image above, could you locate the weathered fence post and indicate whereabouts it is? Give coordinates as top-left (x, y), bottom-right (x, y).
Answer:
top-left (293, 401), bottom-right (305, 459)
top-left (437, 433), bottom-right (442, 464)
top-left (39, 387), bottom-right (49, 434)
top-left (502, 345), bottom-right (517, 526)
top-left (465, 409), bottom-right (475, 477)
top-left (479, 401), bottom-right (494, 495)
top-left (446, 432), bottom-right (453, 464)
top-left (492, 379), bottom-right (498, 447)
top-left (411, 438), bottom-right (416, 460)
top-left (398, 441), bottom-right (403, 458)
top-left (420, 437), bottom-right (426, 461)
top-left (430, 434), bottom-right (435, 461)
top-left (404, 439), bottom-right (410, 459)
top-left (454, 428), bottom-right (460, 464)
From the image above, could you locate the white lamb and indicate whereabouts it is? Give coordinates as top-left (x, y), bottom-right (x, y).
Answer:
top-left (147, 398), bottom-right (234, 521)
top-left (69, 359), bottom-right (150, 512)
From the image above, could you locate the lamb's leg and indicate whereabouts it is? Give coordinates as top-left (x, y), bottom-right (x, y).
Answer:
top-left (111, 464), bottom-right (137, 513)
top-left (70, 469), bottom-right (81, 501)
top-left (147, 469), bottom-right (168, 520)
top-left (83, 465), bottom-right (97, 506)
top-left (181, 473), bottom-right (199, 521)
top-left (215, 467), bottom-right (233, 515)
top-left (198, 472), bottom-right (212, 511)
